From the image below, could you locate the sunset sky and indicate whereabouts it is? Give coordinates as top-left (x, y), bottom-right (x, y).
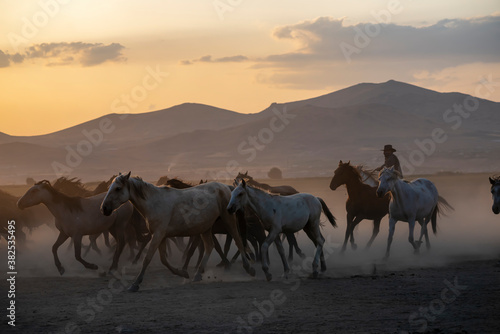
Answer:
top-left (0, 0), bottom-right (498, 136)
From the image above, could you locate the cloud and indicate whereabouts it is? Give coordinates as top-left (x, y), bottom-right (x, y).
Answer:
top-left (0, 42), bottom-right (126, 68)
top-left (267, 15), bottom-right (500, 65)
top-left (180, 54), bottom-right (248, 65)
top-left (177, 15), bottom-right (499, 90)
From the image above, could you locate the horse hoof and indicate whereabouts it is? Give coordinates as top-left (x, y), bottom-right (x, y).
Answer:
top-left (180, 270), bottom-right (190, 279)
top-left (193, 273), bottom-right (202, 282)
top-left (58, 267), bottom-right (65, 276)
top-left (351, 244), bottom-right (358, 250)
top-left (383, 255), bottom-right (389, 262)
top-left (128, 284), bottom-right (140, 293)
top-left (216, 261), bottom-right (226, 268)
top-left (312, 271), bottom-right (319, 279)
top-left (299, 253), bottom-right (306, 259)
top-left (265, 272), bottom-right (272, 282)
top-left (88, 264), bottom-right (98, 270)
top-left (246, 266), bottom-right (256, 277)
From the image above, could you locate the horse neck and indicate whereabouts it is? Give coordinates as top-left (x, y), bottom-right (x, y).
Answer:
top-left (387, 178), bottom-right (406, 207)
top-left (343, 172), bottom-right (365, 199)
top-left (248, 179), bottom-right (271, 191)
top-left (245, 186), bottom-right (272, 216)
top-left (39, 188), bottom-right (73, 219)
top-left (127, 178), bottom-right (162, 218)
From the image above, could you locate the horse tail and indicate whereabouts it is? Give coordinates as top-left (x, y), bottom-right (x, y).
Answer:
top-left (317, 197), bottom-right (337, 228)
top-left (432, 196), bottom-right (454, 235)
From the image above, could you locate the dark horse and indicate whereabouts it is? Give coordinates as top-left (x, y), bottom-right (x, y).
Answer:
top-left (330, 161), bottom-right (390, 253)
top-left (235, 172), bottom-right (305, 261)
top-left (490, 176), bottom-right (500, 214)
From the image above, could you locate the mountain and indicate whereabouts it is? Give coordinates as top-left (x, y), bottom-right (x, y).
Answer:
top-left (1, 80), bottom-right (499, 183)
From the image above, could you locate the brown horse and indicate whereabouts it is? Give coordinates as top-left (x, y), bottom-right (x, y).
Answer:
top-left (330, 161), bottom-right (390, 253)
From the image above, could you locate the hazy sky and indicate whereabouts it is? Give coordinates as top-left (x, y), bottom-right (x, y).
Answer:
top-left (0, 0), bottom-right (499, 135)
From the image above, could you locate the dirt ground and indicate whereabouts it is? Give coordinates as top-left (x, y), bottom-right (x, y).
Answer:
top-left (1, 174), bottom-right (500, 333)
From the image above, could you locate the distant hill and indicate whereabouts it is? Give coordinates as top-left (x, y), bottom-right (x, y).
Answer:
top-left (1, 80), bottom-right (499, 183)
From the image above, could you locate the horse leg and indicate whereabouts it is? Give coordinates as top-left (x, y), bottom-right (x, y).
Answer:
top-left (341, 213), bottom-right (354, 254)
top-left (213, 234), bottom-right (231, 270)
top-left (193, 230), bottom-right (214, 282)
top-left (417, 218), bottom-right (429, 251)
top-left (273, 236), bottom-right (290, 278)
top-left (52, 231), bottom-right (69, 275)
top-left (304, 223), bottom-right (325, 278)
top-left (286, 233), bottom-right (294, 262)
top-left (195, 239), bottom-right (205, 269)
top-left (158, 237), bottom-right (189, 278)
top-left (261, 230), bottom-right (279, 281)
top-left (182, 236), bottom-right (201, 271)
top-left (349, 216), bottom-right (365, 250)
top-left (384, 218), bottom-right (397, 260)
top-left (287, 232), bottom-right (305, 261)
top-left (132, 232), bottom-right (151, 264)
top-left (220, 212), bottom-right (255, 279)
top-left (109, 227), bottom-right (126, 273)
top-left (408, 218), bottom-right (419, 254)
top-left (73, 235), bottom-right (98, 270)
top-left (103, 230), bottom-right (111, 249)
top-left (129, 231), bottom-right (166, 292)
top-left (365, 218), bottom-right (381, 250)
top-left (87, 234), bottom-right (101, 256)
top-left (217, 234), bottom-right (232, 267)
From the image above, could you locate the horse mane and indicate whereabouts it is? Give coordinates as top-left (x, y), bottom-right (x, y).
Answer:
top-left (35, 180), bottom-right (83, 212)
top-left (127, 177), bottom-right (153, 200)
top-left (93, 175), bottom-right (117, 194)
top-left (156, 175), bottom-right (170, 186)
top-left (166, 177), bottom-right (195, 189)
top-left (53, 177), bottom-right (92, 197)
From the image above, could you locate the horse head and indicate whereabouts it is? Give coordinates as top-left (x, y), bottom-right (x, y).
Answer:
top-left (227, 179), bottom-right (248, 214)
top-left (101, 172), bottom-right (131, 216)
top-left (376, 167), bottom-right (398, 198)
top-left (490, 176), bottom-right (500, 214)
top-left (330, 160), bottom-right (354, 190)
top-left (17, 180), bottom-right (52, 209)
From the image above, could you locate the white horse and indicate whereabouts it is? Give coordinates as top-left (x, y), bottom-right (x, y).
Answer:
top-left (227, 179), bottom-right (337, 281)
top-left (376, 167), bottom-right (452, 259)
top-left (490, 177), bottom-right (500, 214)
top-left (100, 172), bottom-right (255, 292)
top-left (17, 180), bottom-right (131, 274)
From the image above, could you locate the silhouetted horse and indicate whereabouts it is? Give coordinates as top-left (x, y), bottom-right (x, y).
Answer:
top-left (490, 176), bottom-right (500, 214)
top-left (330, 161), bottom-right (390, 253)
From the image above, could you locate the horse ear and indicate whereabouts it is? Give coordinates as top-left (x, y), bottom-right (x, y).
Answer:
top-left (125, 171), bottom-right (131, 180)
top-left (490, 177), bottom-right (495, 185)
top-left (244, 171), bottom-right (248, 176)
top-left (347, 160), bottom-right (350, 165)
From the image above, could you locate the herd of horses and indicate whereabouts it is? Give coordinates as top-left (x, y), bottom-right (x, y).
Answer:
top-left (2, 162), bottom-right (499, 292)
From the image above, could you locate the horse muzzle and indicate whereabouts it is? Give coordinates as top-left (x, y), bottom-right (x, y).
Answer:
top-left (101, 203), bottom-right (113, 216)
top-left (493, 205), bottom-right (499, 215)
top-left (227, 204), bottom-right (237, 214)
